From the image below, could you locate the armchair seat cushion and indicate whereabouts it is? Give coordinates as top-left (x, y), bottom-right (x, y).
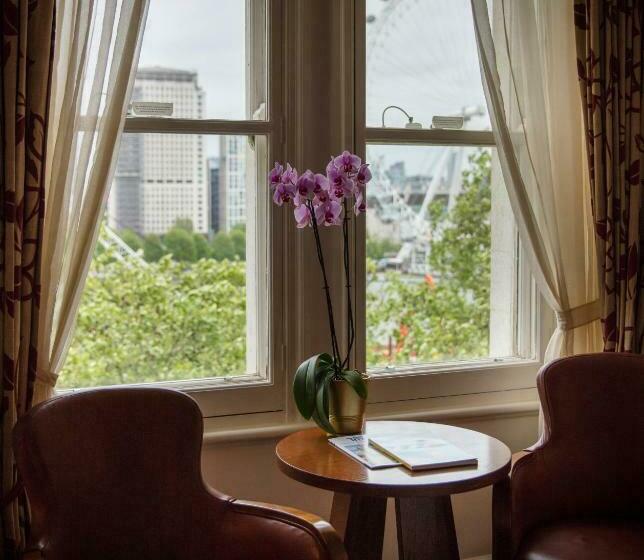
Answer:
top-left (515, 519), bottom-right (644, 560)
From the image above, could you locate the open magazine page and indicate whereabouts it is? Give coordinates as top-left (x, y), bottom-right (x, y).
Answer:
top-left (329, 435), bottom-right (401, 469)
top-left (368, 435), bottom-right (478, 471)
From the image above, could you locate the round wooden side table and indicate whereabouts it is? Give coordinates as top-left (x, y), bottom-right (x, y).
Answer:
top-left (276, 420), bottom-right (511, 560)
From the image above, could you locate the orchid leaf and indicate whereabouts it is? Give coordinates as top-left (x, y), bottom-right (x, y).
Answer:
top-left (339, 369), bottom-right (368, 399)
top-left (312, 370), bottom-right (336, 435)
top-left (293, 353), bottom-right (335, 420)
top-left (293, 356), bottom-right (315, 419)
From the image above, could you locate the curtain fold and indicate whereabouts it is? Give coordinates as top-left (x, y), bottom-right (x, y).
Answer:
top-left (575, 0), bottom-right (644, 352)
top-left (34, 0), bottom-right (149, 402)
top-left (0, 1), bottom-right (55, 556)
top-left (471, 0), bottom-right (602, 363)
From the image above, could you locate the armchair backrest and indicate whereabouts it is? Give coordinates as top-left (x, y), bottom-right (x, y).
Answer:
top-left (13, 387), bottom-right (227, 559)
top-left (511, 353), bottom-right (644, 549)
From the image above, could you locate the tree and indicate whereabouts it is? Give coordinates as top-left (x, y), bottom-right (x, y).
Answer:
top-left (366, 236), bottom-right (401, 261)
top-left (164, 227), bottom-right (197, 262)
top-left (210, 231), bottom-right (236, 260)
top-left (367, 149), bottom-right (492, 365)
top-left (193, 233), bottom-right (210, 260)
top-left (119, 228), bottom-right (143, 252)
top-left (427, 149), bottom-right (491, 306)
top-left (62, 246), bottom-right (247, 388)
top-left (143, 235), bottom-right (166, 262)
top-left (174, 218), bottom-right (194, 232)
top-left (230, 224), bottom-right (246, 260)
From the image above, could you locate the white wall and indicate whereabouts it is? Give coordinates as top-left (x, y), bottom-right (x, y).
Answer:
top-left (201, 410), bottom-right (538, 560)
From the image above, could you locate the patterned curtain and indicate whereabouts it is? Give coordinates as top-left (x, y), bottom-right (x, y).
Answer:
top-left (0, 0), bottom-right (55, 557)
top-left (575, 0), bottom-right (644, 352)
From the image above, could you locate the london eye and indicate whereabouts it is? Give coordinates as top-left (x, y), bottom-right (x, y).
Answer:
top-left (366, 0), bottom-right (489, 275)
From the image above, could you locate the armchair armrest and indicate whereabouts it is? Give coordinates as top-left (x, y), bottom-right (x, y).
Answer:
top-left (493, 450), bottom-right (533, 560)
top-left (225, 499), bottom-right (347, 560)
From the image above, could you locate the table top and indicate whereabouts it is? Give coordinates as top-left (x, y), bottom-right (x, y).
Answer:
top-left (276, 421), bottom-right (512, 497)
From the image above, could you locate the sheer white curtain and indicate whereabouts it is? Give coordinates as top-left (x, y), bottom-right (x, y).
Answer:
top-left (471, 0), bottom-right (601, 363)
top-left (34, 0), bottom-right (149, 401)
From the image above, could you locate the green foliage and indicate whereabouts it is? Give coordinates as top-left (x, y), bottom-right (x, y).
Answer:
top-left (119, 228), bottom-right (143, 252)
top-left (230, 225), bottom-right (246, 260)
top-left (367, 149), bottom-right (492, 366)
top-left (62, 246), bottom-right (246, 388)
top-left (210, 232), bottom-right (236, 261)
top-left (174, 218), bottom-right (194, 232)
top-left (123, 224), bottom-right (246, 264)
top-left (292, 353), bottom-right (367, 435)
top-left (366, 236), bottom-right (401, 261)
top-left (164, 227), bottom-right (197, 262)
top-left (143, 235), bottom-right (165, 262)
top-left (193, 234), bottom-right (210, 260)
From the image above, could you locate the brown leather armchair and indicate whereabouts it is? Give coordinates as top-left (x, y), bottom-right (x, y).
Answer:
top-left (494, 353), bottom-right (644, 560)
top-left (13, 387), bottom-right (347, 560)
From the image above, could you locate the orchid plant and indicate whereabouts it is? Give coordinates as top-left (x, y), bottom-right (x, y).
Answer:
top-left (269, 151), bottom-right (372, 434)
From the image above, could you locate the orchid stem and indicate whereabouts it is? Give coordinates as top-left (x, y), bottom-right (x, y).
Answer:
top-left (341, 199), bottom-right (355, 370)
top-left (307, 200), bottom-right (341, 373)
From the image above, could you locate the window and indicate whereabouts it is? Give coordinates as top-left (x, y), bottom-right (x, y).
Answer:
top-left (358, 0), bottom-right (536, 383)
top-left (64, 0), bottom-right (539, 422)
top-left (64, 0), bottom-right (284, 417)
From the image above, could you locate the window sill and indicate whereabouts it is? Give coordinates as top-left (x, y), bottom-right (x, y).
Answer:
top-left (366, 357), bottom-right (540, 403)
top-left (202, 388), bottom-right (540, 445)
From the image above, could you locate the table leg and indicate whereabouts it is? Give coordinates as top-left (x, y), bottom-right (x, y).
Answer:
top-left (395, 495), bottom-right (459, 560)
top-left (330, 492), bottom-right (387, 560)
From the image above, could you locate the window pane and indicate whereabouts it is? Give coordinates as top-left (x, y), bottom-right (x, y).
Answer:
top-left (131, 0), bottom-right (266, 120)
top-left (62, 133), bottom-right (267, 388)
top-left (366, 0), bottom-right (489, 130)
top-left (366, 144), bottom-right (515, 369)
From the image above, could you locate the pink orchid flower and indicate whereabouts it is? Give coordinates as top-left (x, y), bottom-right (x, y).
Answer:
top-left (327, 166), bottom-right (354, 200)
top-left (313, 173), bottom-right (329, 194)
top-left (354, 191), bottom-right (367, 215)
top-left (294, 203), bottom-right (312, 228)
top-left (294, 170), bottom-right (316, 206)
top-left (268, 162), bottom-right (284, 187)
top-left (273, 164), bottom-right (297, 206)
top-left (269, 153), bottom-right (367, 225)
top-left (296, 170), bottom-right (316, 197)
top-left (356, 163), bottom-right (372, 187)
top-left (315, 198), bottom-right (343, 226)
top-left (333, 150), bottom-right (361, 175)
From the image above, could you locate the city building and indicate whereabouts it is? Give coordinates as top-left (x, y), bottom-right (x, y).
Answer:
top-left (208, 157), bottom-right (220, 233)
top-left (109, 67), bottom-right (209, 234)
top-left (218, 136), bottom-right (247, 232)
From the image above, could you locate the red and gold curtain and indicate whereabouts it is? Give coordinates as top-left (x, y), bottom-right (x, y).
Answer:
top-left (1, 0), bottom-right (55, 556)
top-left (575, 0), bottom-right (644, 352)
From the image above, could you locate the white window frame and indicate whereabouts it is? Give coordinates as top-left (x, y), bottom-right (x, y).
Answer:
top-left (351, 0), bottom-right (542, 406)
top-left (83, 0), bottom-right (288, 418)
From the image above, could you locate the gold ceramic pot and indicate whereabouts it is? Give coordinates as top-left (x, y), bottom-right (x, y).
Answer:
top-left (328, 375), bottom-right (369, 435)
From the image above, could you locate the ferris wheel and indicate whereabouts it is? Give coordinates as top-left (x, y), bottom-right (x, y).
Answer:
top-left (365, 0), bottom-right (488, 274)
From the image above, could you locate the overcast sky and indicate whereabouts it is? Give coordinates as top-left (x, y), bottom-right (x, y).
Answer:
top-left (134, 0), bottom-right (489, 173)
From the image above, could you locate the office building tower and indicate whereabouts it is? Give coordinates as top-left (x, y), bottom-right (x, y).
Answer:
top-left (208, 157), bottom-right (220, 233)
top-left (110, 67), bottom-right (208, 234)
top-left (218, 135), bottom-right (247, 232)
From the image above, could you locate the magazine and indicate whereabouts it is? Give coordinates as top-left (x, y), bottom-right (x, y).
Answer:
top-left (329, 435), bottom-right (401, 469)
top-left (368, 435), bottom-right (478, 472)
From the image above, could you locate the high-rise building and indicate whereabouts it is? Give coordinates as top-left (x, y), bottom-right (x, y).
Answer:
top-left (208, 157), bottom-right (220, 233)
top-left (218, 136), bottom-right (246, 232)
top-left (109, 67), bottom-right (208, 234)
